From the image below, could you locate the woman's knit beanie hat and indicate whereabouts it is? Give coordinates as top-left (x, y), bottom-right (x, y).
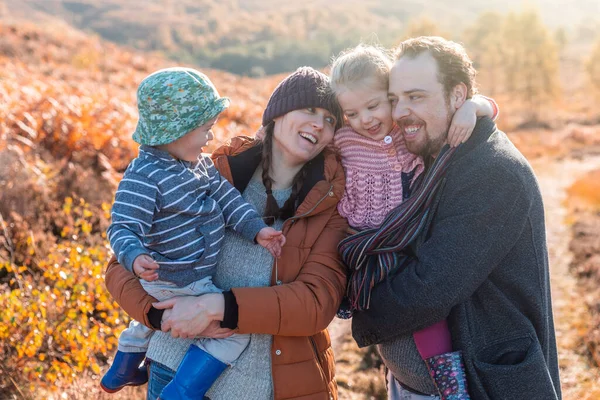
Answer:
top-left (262, 67), bottom-right (342, 129)
top-left (133, 67), bottom-right (230, 146)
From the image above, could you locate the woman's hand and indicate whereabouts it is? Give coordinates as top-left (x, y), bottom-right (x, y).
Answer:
top-left (199, 320), bottom-right (236, 339)
top-left (153, 293), bottom-right (225, 339)
top-left (160, 308), bottom-right (172, 330)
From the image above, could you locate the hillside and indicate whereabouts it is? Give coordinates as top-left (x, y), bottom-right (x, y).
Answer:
top-left (3, 0), bottom-right (599, 76)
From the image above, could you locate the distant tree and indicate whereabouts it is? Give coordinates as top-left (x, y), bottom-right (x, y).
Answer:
top-left (554, 27), bottom-right (568, 58)
top-left (249, 66), bottom-right (266, 78)
top-left (501, 10), bottom-right (560, 120)
top-left (207, 18), bottom-right (219, 33)
top-left (156, 24), bottom-right (175, 51)
top-left (404, 16), bottom-right (447, 39)
top-left (587, 38), bottom-right (600, 94)
top-left (463, 12), bottom-right (506, 96)
top-left (210, 50), bottom-right (261, 75)
top-left (575, 17), bottom-right (600, 45)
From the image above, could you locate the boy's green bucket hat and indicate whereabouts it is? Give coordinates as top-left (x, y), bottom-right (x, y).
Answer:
top-left (132, 67), bottom-right (230, 146)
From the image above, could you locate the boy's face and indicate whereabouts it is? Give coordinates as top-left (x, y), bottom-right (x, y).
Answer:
top-left (336, 78), bottom-right (394, 141)
top-left (164, 117), bottom-right (217, 162)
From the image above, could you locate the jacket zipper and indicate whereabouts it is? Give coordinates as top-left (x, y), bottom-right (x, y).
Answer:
top-left (272, 183), bottom-right (335, 285)
top-left (284, 183), bottom-right (334, 227)
top-left (273, 184), bottom-right (335, 397)
top-left (309, 336), bottom-right (330, 395)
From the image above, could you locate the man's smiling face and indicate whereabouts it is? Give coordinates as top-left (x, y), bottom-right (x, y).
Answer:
top-left (388, 51), bottom-right (454, 158)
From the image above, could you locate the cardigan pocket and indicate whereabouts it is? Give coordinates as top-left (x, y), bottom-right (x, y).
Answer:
top-left (473, 335), bottom-right (558, 400)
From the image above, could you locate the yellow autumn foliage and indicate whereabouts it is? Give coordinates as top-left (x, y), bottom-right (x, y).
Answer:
top-left (0, 198), bottom-right (127, 391)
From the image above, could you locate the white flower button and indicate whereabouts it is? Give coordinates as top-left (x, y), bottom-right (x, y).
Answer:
top-left (383, 135), bottom-right (392, 144)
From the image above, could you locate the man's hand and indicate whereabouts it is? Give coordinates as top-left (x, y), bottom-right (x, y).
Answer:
top-left (133, 254), bottom-right (159, 281)
top-left (256, 227), bottom-right (286, 258)
top-left (153, 293), bottom-right (225, 339)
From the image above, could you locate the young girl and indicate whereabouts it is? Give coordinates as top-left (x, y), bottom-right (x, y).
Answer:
top-left (329, 44), bottom-right (498, 399)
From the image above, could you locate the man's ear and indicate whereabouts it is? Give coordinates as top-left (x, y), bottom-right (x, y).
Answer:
top-left (450, 83), bottom-right (468, 110)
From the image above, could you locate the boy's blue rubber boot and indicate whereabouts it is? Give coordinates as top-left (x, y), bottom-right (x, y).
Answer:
top-left (159, 345), bottom-right (228, 400)
top-left (100, 351), bottom-right (148, 393)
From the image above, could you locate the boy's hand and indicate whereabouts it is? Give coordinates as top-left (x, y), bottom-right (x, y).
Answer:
top-left (448, 99), bottom-right (477, 147)
top-left (256, 227), bottom-right (286, 258)
top-left (133, 254), bottom-right (159, 281)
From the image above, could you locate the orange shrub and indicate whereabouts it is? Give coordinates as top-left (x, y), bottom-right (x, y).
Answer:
top-left (0, 198), bottom-right (129, 395)
top-left (567, 169), bottom-right (600, 212)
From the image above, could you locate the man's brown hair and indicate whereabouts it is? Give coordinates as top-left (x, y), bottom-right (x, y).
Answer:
top-left (394, 36), bottom-right (478, 99)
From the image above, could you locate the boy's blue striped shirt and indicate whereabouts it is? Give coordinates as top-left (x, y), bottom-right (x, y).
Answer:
top-left (107, 145), bottom-right (267, 286)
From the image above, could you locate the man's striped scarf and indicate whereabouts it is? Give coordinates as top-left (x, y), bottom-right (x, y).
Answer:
top-left (338, 145), bottom-right (456, 311)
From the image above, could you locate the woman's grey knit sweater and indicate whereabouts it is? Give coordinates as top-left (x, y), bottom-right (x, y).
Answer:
top-left (145, 172), bottom-right (291, 400)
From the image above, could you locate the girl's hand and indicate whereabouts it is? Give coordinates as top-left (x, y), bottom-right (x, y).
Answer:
top-left (153, 293), bottom-right (225, 339)
top-left (448, 99), bottom-right (477, 147)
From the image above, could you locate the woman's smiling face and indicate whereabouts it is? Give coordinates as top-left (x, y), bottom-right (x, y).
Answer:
top-left (272, 107), bottom-right (337, 166)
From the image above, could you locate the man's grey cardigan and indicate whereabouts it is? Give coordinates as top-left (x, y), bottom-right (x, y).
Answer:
top-left (352, 117), bottom-right (562, 400)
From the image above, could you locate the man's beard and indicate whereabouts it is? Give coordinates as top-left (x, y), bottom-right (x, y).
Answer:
top-left (419, 102), bottom-right (454, 158)
top-left (403, 111), bottom-right (453, 158)
top-left (423, 124), bottom-right (450, 157)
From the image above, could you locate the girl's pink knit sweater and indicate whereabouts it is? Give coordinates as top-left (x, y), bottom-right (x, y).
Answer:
top-left (334, 125), bottom-right (424, 230)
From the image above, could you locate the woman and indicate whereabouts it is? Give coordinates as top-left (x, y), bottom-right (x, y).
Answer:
top-left (104, 66), bottom-right (349, 400)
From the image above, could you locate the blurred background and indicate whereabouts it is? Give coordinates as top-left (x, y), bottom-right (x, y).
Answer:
top-left (0, 0), bottom-right (599, 398)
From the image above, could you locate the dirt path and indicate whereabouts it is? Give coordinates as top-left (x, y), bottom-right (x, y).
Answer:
top-left (329, 154), bottom-right (600, 399)
top-left (531, 155), bottom-right (600, 399)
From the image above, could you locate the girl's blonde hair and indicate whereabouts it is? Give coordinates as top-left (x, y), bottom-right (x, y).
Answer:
top-left (329, 44), bottom-right (393, 95)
